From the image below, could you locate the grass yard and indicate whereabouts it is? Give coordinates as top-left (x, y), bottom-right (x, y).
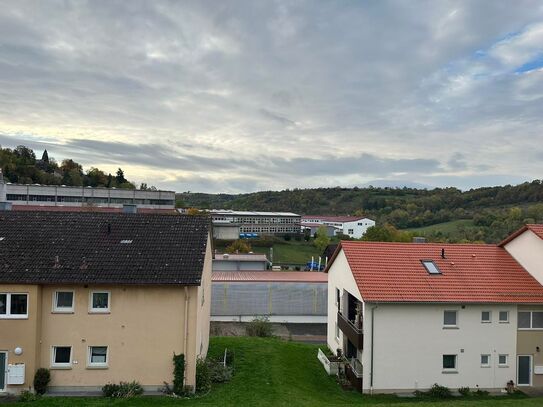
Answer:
top-left (251, 241), bottom-right (322, 265)
top-left (18, 337), bottom-right (543, 407)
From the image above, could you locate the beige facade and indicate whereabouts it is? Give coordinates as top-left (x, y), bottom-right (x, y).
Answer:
top-left (0, 236), bottom-right (212, 394)
top-left (517, 305), bottom-right (543, 388)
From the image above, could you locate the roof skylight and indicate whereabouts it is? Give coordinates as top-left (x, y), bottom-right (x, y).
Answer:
top-left (422, 260), bottom-right (441, 274)
top-left (120, 240), bottom-right (133, 244)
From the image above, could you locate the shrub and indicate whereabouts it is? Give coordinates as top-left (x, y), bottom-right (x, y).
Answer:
top-left (33, 368), bottom-right (51, 395)
top-left (195, 358), bottom-right (211, 394)
top-left (474, 388), bottom-right (489, 396)
top-left (172, 353), bottom-right (185, 395)
top-left (102, 381), bottom-right (143, 398)
top-left (19, 390), bottom-right (39, 402)
top-left (458, 386), bottom-right (471, 396)
top-left (427, 383), bottom-right (452, 398)
top-left (245, 316), bottom-right (273, 337)
top-left (208, 359), bottom-right (233, 383)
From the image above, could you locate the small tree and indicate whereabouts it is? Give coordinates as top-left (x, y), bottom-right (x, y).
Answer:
top-left (33, 368), bottom-right (51, 395)
top-left (226, 239), bottom-right (251, 254)
top-left (314, 226), bottom-right (331, 252)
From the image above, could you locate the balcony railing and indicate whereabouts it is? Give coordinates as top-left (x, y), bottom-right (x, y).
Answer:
top-left (337, 311), bottom-right (364, 349)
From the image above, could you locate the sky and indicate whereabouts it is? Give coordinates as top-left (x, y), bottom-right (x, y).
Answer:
top-left (0, 1), bottom-right (542, 193)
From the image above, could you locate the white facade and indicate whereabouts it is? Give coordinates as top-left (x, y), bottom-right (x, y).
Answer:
top-left (328, 247), bottom-right (519, 393)
top-left (504, 230), bottom-right (543, 286)
top-left (210, 210), bottom-right (301, 236)
top-left (302, 216), bottom-right (375, 239)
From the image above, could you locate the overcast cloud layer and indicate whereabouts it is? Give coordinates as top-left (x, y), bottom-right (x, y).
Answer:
top-left (0, 0), bottom-right (542, 192)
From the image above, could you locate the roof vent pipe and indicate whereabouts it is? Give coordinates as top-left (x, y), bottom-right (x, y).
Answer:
top-left (441, 248), bottom-right (446, 259)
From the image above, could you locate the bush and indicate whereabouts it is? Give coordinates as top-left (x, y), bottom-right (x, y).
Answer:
top-left (458, 386), bottom-right (471, 396)
top-left (172, 353), bottom-right (185, 395)
top-left (195, 358), bottom-right (211, 394)
top-left (474, 388), bottom-right (489, 396)
top-left (245, 316), bottom-right (273, 337)
top-left (33, 368), bottom-right (51, 395)
top-left (208, 359), bottom-right (233, 383)
top-left (102, 381), bottom-right (143, 398)
top-left (19, 390), bottom-right (39, 402)
top-left (427, 383), bottom-right (452, 398)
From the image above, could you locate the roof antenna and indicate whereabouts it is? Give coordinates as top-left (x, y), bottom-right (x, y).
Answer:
top-left (441, 248), bottom-right (446, 259)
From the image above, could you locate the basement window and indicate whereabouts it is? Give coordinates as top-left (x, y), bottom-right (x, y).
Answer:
top-left (421, 260), bottom-right (441, 275)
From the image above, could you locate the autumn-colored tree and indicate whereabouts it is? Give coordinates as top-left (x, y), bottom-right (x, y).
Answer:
top-left (225, 239), bottom-right (252, 254)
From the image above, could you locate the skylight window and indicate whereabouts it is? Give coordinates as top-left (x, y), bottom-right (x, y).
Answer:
top-left (120, 240), bottom-right (133, 244)
top-left (422, 260), bottom-right (441, 274)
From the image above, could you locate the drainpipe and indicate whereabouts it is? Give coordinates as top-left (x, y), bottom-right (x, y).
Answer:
top-left (183, 287), bottom-right (190, 381)
top-left (370, 305), bottom-right (377, 395)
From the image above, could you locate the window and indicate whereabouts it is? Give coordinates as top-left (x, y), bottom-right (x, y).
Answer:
top-left (336, 288), bottom-right (340, 307)
top-left (481, 311), bottom-right (491, 323)
top-left (443, 310), bottom-right (458, 327)
top-left (518, 311), bottom-right (543, 329)
top-left (90, 291), bottom-right (110, 313)
top-left (0, 293), bottom-right (28, 318)
top-left (443, 355), bottom-right (457, 370)
top-left (53, 291), bottom-right (74, 313)
top-left (481, 354), bottom-right (490, 367)
top-left (499, 311), bottom-right (509, 323)
top-left (88, 346), bottom-right (108, 367)
top-left (498, 354), bottom-right (508, 366)
top-left (52, 346), bottom-right (72, 368)
top-left (422, 260), bottom-right (441, 274)
top-left (335, 322), bottom-right (340, 340)
top-left (348, 229), bottom-right (354, 235)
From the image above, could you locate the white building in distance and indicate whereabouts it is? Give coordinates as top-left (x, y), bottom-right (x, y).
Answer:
top-left (302, 215), bottom-right (375, 239)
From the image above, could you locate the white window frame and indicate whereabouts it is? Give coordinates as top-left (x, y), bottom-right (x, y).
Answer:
top-left (499, 354), bottom-right (509, 367)
top-left (51, 346), bottom-right (72, 369)
top-left (0, 293), bottom-right (29, 319)
top-left (87, 346), bottom-right (109, 368)
top-left (499, 311), bottom-right (509, 323)
top-left (89, 291), bottom-right (111, 313)
top-left (335, 288), bottom-right (340, 307)
top-left (442, 354), bottom-right (458, 372)
top-left (480, 354), bottom-right (491, 367)
top-left (52, 290), bottom-right (75, 313)
top-left (335, 322), bottom-right (340, 341)
top-left (443, 310), bottom-right (458, 328)
top-left (481, 311), bottom-right (491, 323)
top-left (518, 311), bottom-right (543, 330)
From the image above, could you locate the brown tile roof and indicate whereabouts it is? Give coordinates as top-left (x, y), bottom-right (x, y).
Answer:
top-left (0, 211), bottom-right (209, 285)
top-left (336, 241), bottom-right (543, 304)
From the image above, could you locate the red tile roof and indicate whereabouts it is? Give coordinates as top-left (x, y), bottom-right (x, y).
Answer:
top-left (499, 224), bottom-right (543, 246)
top-left (212, 271), bottom-right (327, 283)
top-left (337, 241), bottom-right (543, 304)
top-left (302, 215), bottom-right (368, 223)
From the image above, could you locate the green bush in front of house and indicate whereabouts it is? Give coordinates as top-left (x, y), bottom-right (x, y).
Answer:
top-left (245, 316), bottom-right (273, 337)
top-left (33, 368), bottom-right (51, 395)
top-left (102, 381), bottom-right (143, 398)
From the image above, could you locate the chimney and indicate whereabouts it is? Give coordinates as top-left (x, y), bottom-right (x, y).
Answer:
top-left (0, 169), bottom-right (11, 211)
top-left (441, 248), bottom-right (446, 259)
top-left (122, 204), bottom-right (137, 214)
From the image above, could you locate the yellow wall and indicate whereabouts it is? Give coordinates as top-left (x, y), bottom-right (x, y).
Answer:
top-left (517, 305), bottom-right (543, 387)
top-left (0, 239), bottom-right (212, 394)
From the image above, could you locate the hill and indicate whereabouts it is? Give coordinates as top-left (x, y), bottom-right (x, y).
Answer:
top-left (178, 181), bottom-right (543, 243)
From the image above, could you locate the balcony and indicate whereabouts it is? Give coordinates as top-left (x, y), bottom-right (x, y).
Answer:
top-left (337, 311), bottom-right (364, 349)
top-left (343, 357), bottom-right (363, 393)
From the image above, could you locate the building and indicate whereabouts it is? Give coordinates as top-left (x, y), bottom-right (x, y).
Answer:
top-left (301, 215), bottom-right (375, 239)
top-left (210, 210), bottom-right (301, 238)
top-left (3, 183), bottom-right (175, 210)
top-left (326, 230), bottom-right (543, 393)
top-left (212, 272), bottom-right (328, 323)
top-left (213, 253), bottom-right (270, 271)
top-left (0, 211), bottom-right (212, 395)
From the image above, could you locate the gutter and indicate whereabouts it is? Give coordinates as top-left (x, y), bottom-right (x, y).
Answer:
top-left (370, 305), bottom-right (377, 395)
top-left (183, 286), bottom-right (190, 379)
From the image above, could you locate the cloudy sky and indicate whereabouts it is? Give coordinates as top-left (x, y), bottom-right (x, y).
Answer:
top-left (0, 1), bottom-right (542, 193)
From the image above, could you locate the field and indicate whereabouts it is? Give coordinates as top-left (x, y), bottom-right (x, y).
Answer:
top-left (407, 220), bottom-right (478, 235)
top-left (250, 241), bottom-right (323, 265)
top-left (19, 337), bottom-right (543, 407)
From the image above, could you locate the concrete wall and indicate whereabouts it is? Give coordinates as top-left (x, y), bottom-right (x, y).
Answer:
top-left (504, 230), bottom-right (543, 285)
top-left (517, 305), bottom-right (543, 387)
top-left (362, 303), bottom-right (518, 392)
top-left (326, 249), bottom-right (363, 355)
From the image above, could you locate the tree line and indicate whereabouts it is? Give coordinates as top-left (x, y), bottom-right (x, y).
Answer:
top-left (0, 145), bottom-right (156, 190)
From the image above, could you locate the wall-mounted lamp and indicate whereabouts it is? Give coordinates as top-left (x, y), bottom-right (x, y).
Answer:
top-left (537, 346), bottom-right (540, 353)
top-left (14, 347), bottom-right (23, 355)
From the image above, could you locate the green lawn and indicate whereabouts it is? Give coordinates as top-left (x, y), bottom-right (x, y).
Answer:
top-left (19, 337), bottom-right (543, 407)
top-left (251, 242), bottom-right (322, 265)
